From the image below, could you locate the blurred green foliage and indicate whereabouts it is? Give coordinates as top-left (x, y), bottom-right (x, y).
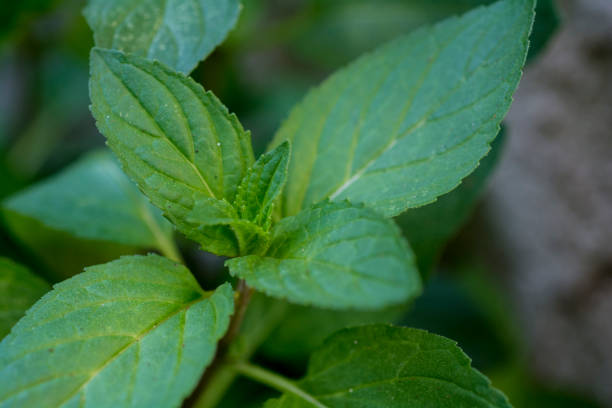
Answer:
top-left (2, 211), bottom-right (143, 281)
top-left (0, 1), bottom-right (592, 407)
top-left (0, 0), bottom-right (58, 41)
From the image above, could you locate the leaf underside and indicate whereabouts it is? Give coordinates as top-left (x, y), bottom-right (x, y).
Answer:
top-left (272, 0), bottom-right (534, 218)
top-left (265, 325), bottom-right (512, 408)
top-left (84, 0), bottom-right (242, 73)
top-left (3, 150), bottom-right (173, 249)
top-left (0, 255), bottom-right (234, 408)
top-left (227, 201), bottom-right (421, 310)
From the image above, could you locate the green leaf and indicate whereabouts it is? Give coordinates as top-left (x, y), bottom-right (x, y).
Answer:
top-left (213, 141), bottom-right (292, 256)
top-left (89, 48), bottom-right (254, 256)
top-left (83, 0), bottom-right (242, 73)
top-left (262, 325), bottom-right (512, 408)
top-left (4, 150), bottom-right (174, 252)
top-left (271, 0), bottom-right (534, 218)
top-left (0, 254), bottom-right (234, 408)
top-left (397, 130), bottom-right (505, 276)
top-left (227, 200), bottom-right (421, 309)
top-left (0, 258), bottom-right (49, 339)
top-left (234, 141), bottom-right (290, 229)
top-left (184, 197), bottom-right (268, 256)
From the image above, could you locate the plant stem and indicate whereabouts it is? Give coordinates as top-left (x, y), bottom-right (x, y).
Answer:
top-left (188, 298), bottom-right (289, 407)
top-left (222, 280), bottom-right (253, 347)
top-left (157, 235), bottom-right (183, 263)
top-left (233, 362), bottom-right (326, 408)
top-left (184, 280), bottom-right (253, 408)
top-left (140, 202), bottom-right (183, 263)
top-left (188, 362), bottom-right (236, 408)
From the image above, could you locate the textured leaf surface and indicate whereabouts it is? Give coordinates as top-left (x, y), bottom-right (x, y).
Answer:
top-left (227, 201), bottom-right (420, 309)
top-left (272, 0), bottom-right (534, 217)
top-left (84, 0), bottom-right (241, 73)
top-left (90, 48), bottom-right (254, 256)
top-left (264, 325), bottom-right (512, 408)
top-left (397, 130), bottom-right (505, 276)
top-left (4, 150), bottom-right (173, 250)
top-left (0, 258), bottom-right (49, 339)
top-left (234, 141), bottom-right (290, 229)
top-left (0, 255), bottom-right (234, 408)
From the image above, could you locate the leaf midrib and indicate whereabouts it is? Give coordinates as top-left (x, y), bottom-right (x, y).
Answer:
top-left (98, 52), bottom-right (218, 199)
top-left (325, 9), bottom-right (522, 206)
top-left (59, 294), bottom-right (205, 407)
top-left (326, 22), bottom-right (466, 202)
top-left (1, 294), bottom-right (207, 407)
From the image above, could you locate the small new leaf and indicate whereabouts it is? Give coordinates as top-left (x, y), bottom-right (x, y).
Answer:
top-left (264, 325), bottom-right (512, 408)
top-left (84, 0), bottom-right (242, 73)
top-left (3, 150), bottom-right (173, 252)
top-left (185, 197), bottom-right (269, 256)
top-left (0, 255), bottom-right (234, 408)
top-left (272, 0), bottom-right (535, 217)
top-left (234, 141), bottom-right (290, 230)
top-left (89, 48), bottom-right (254, 256)
top-left (227, 201), bottom-right (421, 309)
top-left (0, 258), bottom-right (49, 339)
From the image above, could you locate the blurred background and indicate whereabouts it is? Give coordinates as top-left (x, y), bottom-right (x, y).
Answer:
top-left (1, 0), bottom-right (611, 407)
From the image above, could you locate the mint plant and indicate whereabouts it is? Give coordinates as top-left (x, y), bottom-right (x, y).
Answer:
top-left (0, 0), bottom-right (537, 407)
